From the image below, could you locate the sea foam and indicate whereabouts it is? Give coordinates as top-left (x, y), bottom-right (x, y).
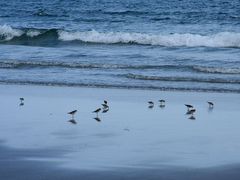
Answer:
top-left (58, 30), bottom-right (240, 48)
top-left (1, 25), bottom-right (240, 48)
top-left (193, 66), bottom-right (240, 74)
top-left (26, 30), bottom-right (41, 37)
top-left (0, 25), bottom-right (23, 41)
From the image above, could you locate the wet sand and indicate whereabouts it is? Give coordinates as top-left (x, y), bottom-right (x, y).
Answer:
top-left (0, 84), bottom-right (240, 179)
top-left (1, 144), bottom-right (240, 180)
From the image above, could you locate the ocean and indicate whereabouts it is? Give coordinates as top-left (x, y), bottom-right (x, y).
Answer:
top-left (0, 0), bottom-right (240, 92)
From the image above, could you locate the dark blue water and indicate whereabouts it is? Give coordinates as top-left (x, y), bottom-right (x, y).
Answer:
top-left (0, 0), bottom-right (240, 92)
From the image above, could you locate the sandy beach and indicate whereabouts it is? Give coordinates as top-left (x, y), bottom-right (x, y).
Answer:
top-left (1, 0), bottom-right (240, 179)
top-left (1, 84), bottom-right (240, 179)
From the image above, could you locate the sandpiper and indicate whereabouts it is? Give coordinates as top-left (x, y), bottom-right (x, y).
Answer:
top-left (19, 98), bottom-right (24, 106)
top-left (185, 104), bottom-right (193, 110)
top-left (93, 108), bottom-right (101, 116)
top-left (102, 108), bottom-right (109, 113)
top-left (159, 99), bottom-right (166, 108)
top-left (188, 108), bottom-right (196, 115)
top-left (159, 99), bottom-right (165, 105)
top-left (102, 103), bottom-right (109, 109)
top-left (148, 101), bottom-right (154, 108)
top-left (68, 110), bottom-right (77, 119)
top-left (102, 100), bottom-right (109, 110)
top-left (148, 101), bottom-right (154, 105)
top-left (207, 101), bottom-right (214, 108)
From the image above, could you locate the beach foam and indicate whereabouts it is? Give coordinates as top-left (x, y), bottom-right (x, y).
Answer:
top-left (1, 25), bottom-right (240, 48)
top-left (58, 30), bottom-right (240, 48)
top-left (0, 25), bottom-right (23, 41)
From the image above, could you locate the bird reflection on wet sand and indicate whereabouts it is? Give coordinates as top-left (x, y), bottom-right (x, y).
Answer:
top-left (68, 119), bottom-right (77, 124)
top-left (94, 117), bottom-right (101, 122)
top-left (148, 105), bottom-right (154, 109)
top-left (159, 104), bottom-right (165, 109)
top-left (189, 115), bottom-right (196, 120)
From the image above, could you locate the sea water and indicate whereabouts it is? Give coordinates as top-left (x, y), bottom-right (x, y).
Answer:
top-left (0, 0), bottom-right (240, 92)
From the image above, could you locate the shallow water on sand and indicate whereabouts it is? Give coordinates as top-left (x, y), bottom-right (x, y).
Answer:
top-left (0, 85), bottom-right (240, 170)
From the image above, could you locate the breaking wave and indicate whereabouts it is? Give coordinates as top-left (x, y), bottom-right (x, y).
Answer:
top-left (0, 25), bottom-right (58, 44)
top-left (0, 25), bottom-right (23, 41)
top-left (58, 30), bottom-right (240, 48)
top-left (1, 25), bottom-right (240, 48)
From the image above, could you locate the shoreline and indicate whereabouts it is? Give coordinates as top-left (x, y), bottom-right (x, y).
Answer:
top-left (0, 82), bottom-right (239, 94)
top-left (1, 84), bottom-right (240, 179)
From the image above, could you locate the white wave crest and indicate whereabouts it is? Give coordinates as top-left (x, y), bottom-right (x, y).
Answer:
top-left (26, 30), bottom-right (41, 37)
top-left (0, 25), bottom-right (23, 40)
top-left (194, 66), bottom-right (240, 74)
top-left (58, 30), bottom-right (240, 48)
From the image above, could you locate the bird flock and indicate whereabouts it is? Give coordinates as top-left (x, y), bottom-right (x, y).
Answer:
top-left (148, 99), bottom-right (166, 109)
top-left (67, 100), bottom-right (110, 124)
top-left (19, 97), bottom-right (214, 124)
top-left (148, 99), bottom-right (214, 120)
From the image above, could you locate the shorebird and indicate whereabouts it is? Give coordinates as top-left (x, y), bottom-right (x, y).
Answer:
top-left (159, 99), bottom-right (165, 105)
top-left (148, 101), bottom-right (154, 108)
top-left (19, 98), bottom-right (24, 106)
top-left (207, 101), bottom-right (214, 108)
top-left (68, 110), bottom-right (77, 119)
top-left (185, 104), bottom-right (193, 110)
top-left (102, 103), bottom-right (109, 109)
top-left (159, 99), bottom-right (166, 108)
top-left (188, 108), bottom-right (196, 115)
top-left (68, 119), bottom-right (77, 124)
top-left (93, 108), bottom-right (101, 116)
top-left (102, 108), bottom-right (109, 113)
top-left (148, 101), bottom-right (154, 105)
top-left (102, 100), bottom-right (109, 110)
